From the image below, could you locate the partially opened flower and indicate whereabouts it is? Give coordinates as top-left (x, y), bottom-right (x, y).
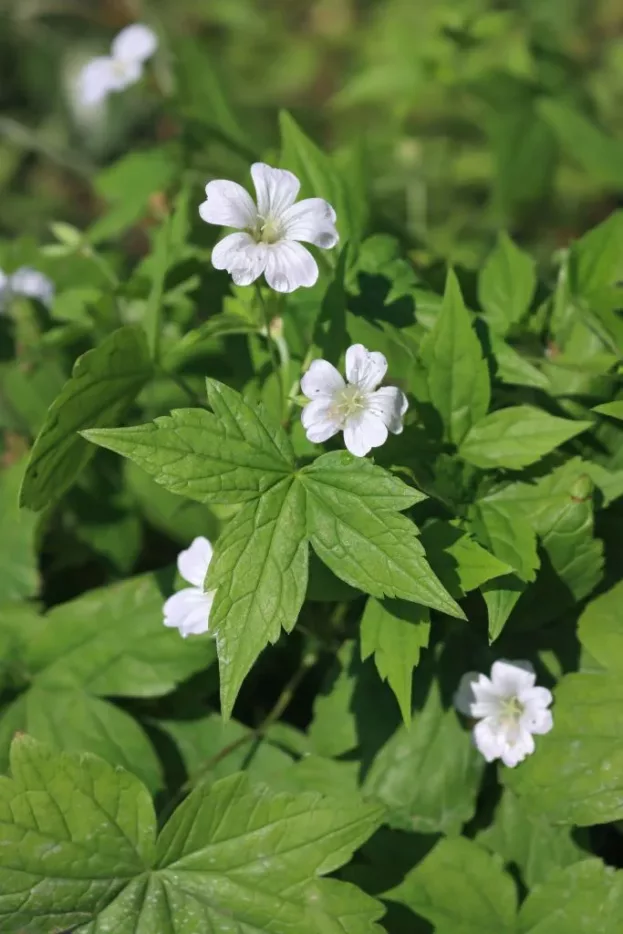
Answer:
top-left (301, 343), bottom-right (408, 457)
top-left (454, 660), bottom-right (553, 768)
top-left (78, 23), bottom-right (158, 107)
top-left (199, 162), bottom-right (339, 293)
top-left (163, 537), bottom-right (215, 638)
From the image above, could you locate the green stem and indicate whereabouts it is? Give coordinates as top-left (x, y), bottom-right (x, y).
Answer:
top-left (255, 282), bottom-right (283, 413)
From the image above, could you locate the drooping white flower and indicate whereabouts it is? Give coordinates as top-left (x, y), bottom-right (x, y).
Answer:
top-left (300, 343), bottom-right (408, 457)
top-left (199, 162), bottom-right (339, 293)
top-left (0, 266), bottom-right (55, 310)
top-left (163, 536), bottom-right (215, 638)
top-left (454, 660), bottom-right (553, 768)
top-left (78, 24), bottom-right (158, 107)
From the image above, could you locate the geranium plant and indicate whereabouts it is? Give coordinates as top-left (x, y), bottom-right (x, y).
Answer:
top-left (2, 5), bottom-right (623, 932)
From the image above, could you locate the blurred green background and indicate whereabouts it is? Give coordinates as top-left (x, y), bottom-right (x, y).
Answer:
top-left (2, 0), bottom-right (623, 266)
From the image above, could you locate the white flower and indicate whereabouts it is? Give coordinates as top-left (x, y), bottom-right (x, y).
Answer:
top-left (0, 266), bottom-right (55, 310)
top-left (199, 162), bottom-right (339, 293)
top-left (454, 660), bottom-right (554, 768)
top-left (163, 537), bottom-right (215, 638)
top-left (300, 343), bottom-right (408, 457)
top-left (78, 24), bottom-right (158, 106)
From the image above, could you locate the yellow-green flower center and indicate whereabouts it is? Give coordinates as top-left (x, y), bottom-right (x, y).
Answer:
top-left (251, 216), bottom-right (282, 244)
top-left (332, 385), bottom-right (366, 421)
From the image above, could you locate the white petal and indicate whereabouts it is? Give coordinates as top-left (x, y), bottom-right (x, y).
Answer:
top-left (281, 197), bottom-right (339, 249)
top-left (519, 685), bottom-right (553, 709)
top-left (211, 233), bottom-right (267, 287)
top-left (490, 659), bottom-right (535, 696)
top-left (177, 536), bottom-right (213, 587)
top-left (473, 718), bottom-right (504, 762)
top-left (78, 57), bottom-right (119, 105)
top-left (521, 702), bottom-right (553, 736)
top-left (499, 727), bottom-right (535, 767)
top-left (199, 180), bottom-right (258, 230)
top-left (367, 386), bottom-right (408, 434)
top-left (163, 587), bottom-right (214, 638)
top-left (10, 267), bottom-right (55, 307)
top-left (343, 410), bottom-right (388, 458)
top-left (112, 23), bottom-right (158, 63)
top-left (264, 241), bottom-right (318, 293)
top-left (301, 400), bottom-right (343, 444)
top-left (454, 671), bottom-right (482, 716)
top-left (345, 344), bottom-right (388, 391)
top-left (251, 163), bottom-right (300, 219)
top-left (300, 359), bottom-right (345, 400)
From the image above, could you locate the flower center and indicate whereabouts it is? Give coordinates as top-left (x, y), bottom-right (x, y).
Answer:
top-left (112, 60), bottom-right (131, 78)
top-left (332, 384), bottom-right (366, 421)
top-left (251, 215), bottom-right (282, 244)
top-left (499, 695), bottom-right (524, 728)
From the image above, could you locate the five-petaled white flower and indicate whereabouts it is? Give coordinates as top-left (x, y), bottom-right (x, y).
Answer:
top-left (300, 344), bottom-right (408, 457)
top-left (0, 266), bottom-right (55, 310)
top-left (78, 24), bottom-right (158, 107)
top-left (163, 537), bottom-right (215, 638)
top-left (199, 162), bottom-right (339, 293)
top-left (454, 659), bottom-right (553, 768)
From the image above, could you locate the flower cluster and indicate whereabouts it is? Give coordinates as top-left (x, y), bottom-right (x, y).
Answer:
top-left (78, 24), bottom-right (158, 106)
top-left (0, 267), bottom-right (55, 309)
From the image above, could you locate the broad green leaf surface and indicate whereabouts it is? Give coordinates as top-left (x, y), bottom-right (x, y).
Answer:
top-left (0, 460), bottom-right (39, 601)
top-left (568, 210), bottom-right (623, 298)
top-left (422, 270), bottom-right (490, 445)
top-left (494, 461), bottom-right (603, 604)
top-left (578, 580), bottom-right (623, 673)
top-left (470, 500), bottom-right (539, 582)
top-left (479, 232), bottom-right (536, 335)
top-left (420, 519), bottom-right (512, 599)
top-left (84, 378), bottom-right (294, 506)
top-left (20, 326), bottom-right (152, 510)
top-left (506, 672), bottom-right (623, 825)
top-left (14, 687), bottom-right (162, 791)
top-left (206, 478), bottom-right (308, 718)
top-left (491, 335), bottom-right (550, 390)
top-left (360, 597), bottom-right (430, 723)
top-left (0, 736), bottom-right (155, 934)
top-left (364, 677), bottom-right (483, 834)
top-left (385, 837), bottom-right (517, 934)
top-left (518, 860), bottom-right (623, 934)
top-left (459, 405), bottom-right (591, 470)
top-left (26, 573), bottom-right (214, 696)
top-left (478, 789), bottom-right (587, 888)
top-left (0, 739), bottom-right (385, 934)
top-left (302, 453), bottom-right (463, 618)
top-left (538, 99), bottom-right (623, 190)
top-left (594, 400), bottom-right (623, 420)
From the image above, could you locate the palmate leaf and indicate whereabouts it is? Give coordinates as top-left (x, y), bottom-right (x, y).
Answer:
top-left (0, 737), bottom-right (385, 934)
top-left (518, 860), bottom-right (623, 934)
top-left (86, 390), bottom-right (463, 716)
top-left (20, 326), bottom-right (152, 510)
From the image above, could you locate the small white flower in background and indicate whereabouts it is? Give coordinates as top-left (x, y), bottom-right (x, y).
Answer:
top-left (163, 537), bottom-right (215, 638)
top-left (78, 24), bottom-right (158, 107)
top-left (199, 162), bottom-right (339, 293)
top-left (300, 343), bottom-right (408, 457)
top-left (454, 659), bottom-right (553, 768)
top-left (0, 267), bottom-right (55, 310)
